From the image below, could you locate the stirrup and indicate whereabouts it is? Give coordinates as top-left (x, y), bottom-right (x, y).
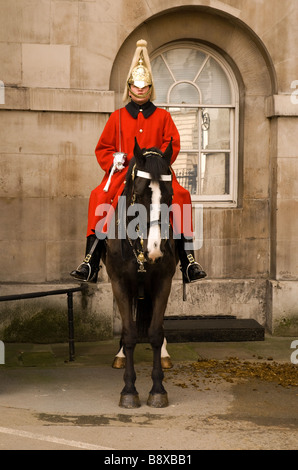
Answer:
top-left (184, 255), bottom-right (206, 283)
top-left (71, 262), bottom-right (98, 282)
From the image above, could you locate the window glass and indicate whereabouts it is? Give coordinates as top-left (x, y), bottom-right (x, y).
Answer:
top-left (170, 83), bottom-right (200, 104)
top-left (200, 152), bottom-right (230, 195)
top-left (196, 57), bottom-right (231, 105)
top-left (201, 108), bottom-right (230, 150)
top-left (151, 44), bottom-right (238, 205)
top-left (151, 55), bottom-right (174, 102)
top-left (170, 108), bottom-right (199, 150)
top-left (163, 49), bottom-right (207, 81)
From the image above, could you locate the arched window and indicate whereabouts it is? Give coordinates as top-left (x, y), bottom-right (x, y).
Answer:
top-left (151, 43), bottom-right (239, 207)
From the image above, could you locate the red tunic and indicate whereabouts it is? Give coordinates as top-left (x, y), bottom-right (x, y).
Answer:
top-left (87, 105), bottom-right (193, 237)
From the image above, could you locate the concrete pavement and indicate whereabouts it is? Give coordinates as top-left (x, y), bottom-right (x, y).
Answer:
top-left (0, 335), bottom-right (297, 450)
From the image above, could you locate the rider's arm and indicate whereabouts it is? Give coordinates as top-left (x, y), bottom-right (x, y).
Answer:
top-left (95, 111), bottom-right (119, 173)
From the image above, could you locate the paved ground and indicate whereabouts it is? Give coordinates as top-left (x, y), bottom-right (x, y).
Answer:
top-left (0, 335), bottom-right (297, 451)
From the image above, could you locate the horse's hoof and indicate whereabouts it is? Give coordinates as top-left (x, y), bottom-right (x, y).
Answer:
top-left (147, 393), bottom-right (169, 408)
top-left (112, 357), bottom-right (126, 369)
top-left (119, 394), bottom-right (141, 409)
top-left (161, 357), bottom-right (173, 369)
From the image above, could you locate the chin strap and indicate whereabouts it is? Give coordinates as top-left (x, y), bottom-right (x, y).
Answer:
top-left (128, 85), bottom-right (152, 100)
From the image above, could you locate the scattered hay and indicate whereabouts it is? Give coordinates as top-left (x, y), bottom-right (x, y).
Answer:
top-left (167, 357), bottom-right (298, 389)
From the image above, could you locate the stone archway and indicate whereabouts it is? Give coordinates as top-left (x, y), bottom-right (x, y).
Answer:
top-left (109, 7), bottom-right (277, 331)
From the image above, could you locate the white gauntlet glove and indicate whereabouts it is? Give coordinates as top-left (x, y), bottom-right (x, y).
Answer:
top-left (113, 152), bottom-right (126, 171)
top-left (103, 152), bottom-right (127, 192)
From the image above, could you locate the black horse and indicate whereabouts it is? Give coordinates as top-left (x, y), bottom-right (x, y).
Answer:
top-left (102, 138), bottom-right (178, 408)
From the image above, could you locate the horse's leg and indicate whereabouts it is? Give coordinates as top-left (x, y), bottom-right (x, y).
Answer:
top-left (119, 320), bottom-right (141, 408)
top-left (112, 339), bottom-right (126, 369)
top-left (147, 286), bottom-right (171, 408)
top-left (161, 337), bottom-right (173, 369)
top-left (112, 284), bottom-right (140, 408)
top-left (113, 337), bottom-right (172, 369)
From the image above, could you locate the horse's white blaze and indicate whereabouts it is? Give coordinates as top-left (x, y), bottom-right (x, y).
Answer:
top-left (148, 181), bottom-right (163, 261)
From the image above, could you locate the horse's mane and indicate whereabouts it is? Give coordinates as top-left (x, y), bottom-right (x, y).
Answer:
top-left (123, 147), bottom-right (170, 196)
top-left (123, 157), bottom-right (136, 196)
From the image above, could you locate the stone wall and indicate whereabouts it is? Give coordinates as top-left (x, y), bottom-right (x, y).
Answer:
top-left (1, 0), bottom-right (298, 339)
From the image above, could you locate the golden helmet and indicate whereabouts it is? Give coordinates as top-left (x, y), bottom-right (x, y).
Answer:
top-left (123, 39), bottom-right (156, 102)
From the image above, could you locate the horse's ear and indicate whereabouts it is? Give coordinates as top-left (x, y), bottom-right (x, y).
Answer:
top-left (163, 137), bottom-right (173, 166)
top-left (134, 137), bottom-right (145, 166)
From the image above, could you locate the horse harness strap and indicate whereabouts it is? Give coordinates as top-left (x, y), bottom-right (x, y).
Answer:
top-left (127, 236), bottom-right (146, 300)
top-left (128, 160), bottom-right (172, 299)
top-left (83, 237), bottom-right (99, 264)
top-left (136, 170), bottom-right (172, 182)
top-left (127, 236), bottom-right (146, 273)
top-left (131, 164), bottom-right (173, 183)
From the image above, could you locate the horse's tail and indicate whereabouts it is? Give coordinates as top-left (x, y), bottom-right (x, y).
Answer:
top-left (135, 295), bottom-right (152, 339)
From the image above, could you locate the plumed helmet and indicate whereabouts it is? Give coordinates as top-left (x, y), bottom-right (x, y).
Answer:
top-left (123, 39), bottom-right (156, 102)
top-left (128, 51), bottom-right (151, 88)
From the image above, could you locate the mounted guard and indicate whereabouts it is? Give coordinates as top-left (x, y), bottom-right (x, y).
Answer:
top-left (70, 39), bottom-right (206, 284)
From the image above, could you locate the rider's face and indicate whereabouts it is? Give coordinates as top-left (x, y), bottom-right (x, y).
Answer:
top-left (129, 85), bottom-right (151, 105)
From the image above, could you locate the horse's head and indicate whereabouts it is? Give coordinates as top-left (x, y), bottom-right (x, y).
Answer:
top-left (126, 138), bottom-right (173, 263)
top-left (133, 137), bottom-right (172, 173)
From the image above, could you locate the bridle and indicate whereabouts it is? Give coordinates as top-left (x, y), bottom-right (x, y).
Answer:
top-left (127, 157), bottom-right (173, 272)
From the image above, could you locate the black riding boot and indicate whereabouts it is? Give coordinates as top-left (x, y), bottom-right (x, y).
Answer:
top-left (70, 234), bottom-right (102, 283)
top-left (177, 236), bottom-right (207, 283)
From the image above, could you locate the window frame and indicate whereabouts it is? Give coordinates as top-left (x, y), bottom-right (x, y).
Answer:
top-left (151, 42), bottom-right (239, 208)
